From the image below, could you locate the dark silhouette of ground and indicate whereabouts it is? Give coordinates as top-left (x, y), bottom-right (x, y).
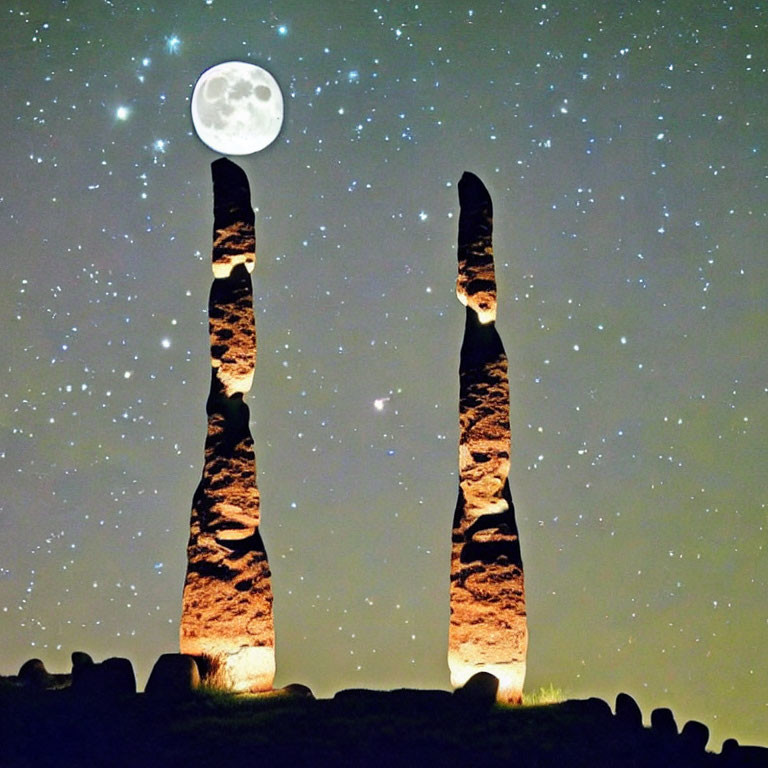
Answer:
top-left (1, 678), bottom-right (765, 767)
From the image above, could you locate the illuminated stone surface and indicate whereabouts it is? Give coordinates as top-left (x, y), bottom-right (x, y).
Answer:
top-left (448, 171), bottom-right (528, 704)
top-left (455, 171), bottom-right (497, 325)
top-left (180, 159), bottom-right (275, 693)
top-left (210, 158), bottom-right (256, 280)
top-left (209, 159), bottom-right (257, 396)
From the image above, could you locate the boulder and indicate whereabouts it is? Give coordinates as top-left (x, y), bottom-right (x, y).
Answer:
top-left (145, 654), bottom-right (200, 698)
top-left (72, 656), bottom-right (136, 698)
top-left (721, 737), bottom-right (739, 755)
top-left (71, 652), bottom-right (95, 690)
top-left (18, 659), bottom-right (52, 690)
top-left (453, 671), bottom-right (499, 707)
top-left (650, 707), bottom-right (677, 738)
top-left (71, 651), bottom-right (94, 670)
top-left (614, 692), bottom-right (643, 729)
top-left (680, 719), bottom-right (709, 753)
top-left (279, 683), bottom-right (314, 699)
top-left (101, 657), bottom-right (136, 695)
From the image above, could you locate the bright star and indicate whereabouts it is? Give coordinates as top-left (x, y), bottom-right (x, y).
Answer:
top-left (166, 35), bottom-right (181, 54)
top-left (115, 106), bottom-right (130, 120)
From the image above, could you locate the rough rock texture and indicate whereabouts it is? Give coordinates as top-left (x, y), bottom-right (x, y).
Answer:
top-left (210, 158), bottom-right (256, 281)
top-left (209, 159), bottom-right (257, 396)
top-left (455, 172), bottom-right (497, 324)
top-left (448, 171), bottom-right (528, 704)
top-left (180, 158), bottom-right (275, 693)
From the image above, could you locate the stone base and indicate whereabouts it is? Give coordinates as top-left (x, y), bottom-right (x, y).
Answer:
top-left (192, 646), bottom-right (275, 693)
top-left (448, 655), bottom-right (526, 705)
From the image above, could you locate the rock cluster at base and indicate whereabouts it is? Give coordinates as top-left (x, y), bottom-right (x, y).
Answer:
top-left (179, 158), bottom-right (275, 692)
top-left (1, 669), bottom-right (766, 766)
top-left (448, 171), bottom-right (528, 704)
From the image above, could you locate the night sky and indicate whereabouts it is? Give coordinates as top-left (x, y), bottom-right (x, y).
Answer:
top-left (1, 0), bottom-right (766, 748)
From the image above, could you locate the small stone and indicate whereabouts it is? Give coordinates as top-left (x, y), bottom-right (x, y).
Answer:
top-left (721, 738), bottom-right (739, 755)
top-left (615, 692), bottom-right (643, 729)
top-left (650, 707), bottom-right (677, 738)
top-left (101, 657), bottom-right (136, 696)
top-left (18, 659), bottom-right (51, 690)
top-left (71, 652), bottom-right (95, 690)
top-left (145, 654), bottom-right (200, 698)
top-left (279, 683), bottom-right (314, 699)
top-left (71, 651), bottom-right (94, 670)
top-left (720, 739), bottom-right (768, 767)
top-left (680, 720), bottom-right (709, 752)
top-left (453, 671), bottom-right (499, 706)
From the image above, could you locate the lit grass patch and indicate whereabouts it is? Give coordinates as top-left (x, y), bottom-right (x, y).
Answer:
top-left (522, 684), bottom-right (565, 706)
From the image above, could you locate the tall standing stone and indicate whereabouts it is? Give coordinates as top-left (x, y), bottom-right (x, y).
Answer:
top-left (448, 171), bottom-right (528, 704)
top-left (180, 158), bottom-right (275, 692)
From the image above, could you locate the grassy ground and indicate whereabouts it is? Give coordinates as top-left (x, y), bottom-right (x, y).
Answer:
top-left (0, 684), bottom-right (748, 767)
top-left (522, 683), bottom-right (566, 706)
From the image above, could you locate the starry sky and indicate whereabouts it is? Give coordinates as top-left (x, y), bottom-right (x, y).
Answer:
top-left (1, 0), bottom-right (766, 748)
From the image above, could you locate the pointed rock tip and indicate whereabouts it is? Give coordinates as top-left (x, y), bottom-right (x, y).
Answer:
top-left (212, 156), bottom-right (244, 174)
top-left (458, 171), bottom-right (491, 212)
top-left (211, 158), bottom-right (252, 213)
top-left (211, 156), bottom-right (248, 181)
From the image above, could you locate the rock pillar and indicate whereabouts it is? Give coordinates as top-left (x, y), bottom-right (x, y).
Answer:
top-left (180, 158), bottom-right (275, 692)
top-left (448, 171), bottom-right (527, 704)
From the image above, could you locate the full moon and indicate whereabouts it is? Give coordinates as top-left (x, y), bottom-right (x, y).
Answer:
top-left (191, 62), bottom-right (284, 155)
